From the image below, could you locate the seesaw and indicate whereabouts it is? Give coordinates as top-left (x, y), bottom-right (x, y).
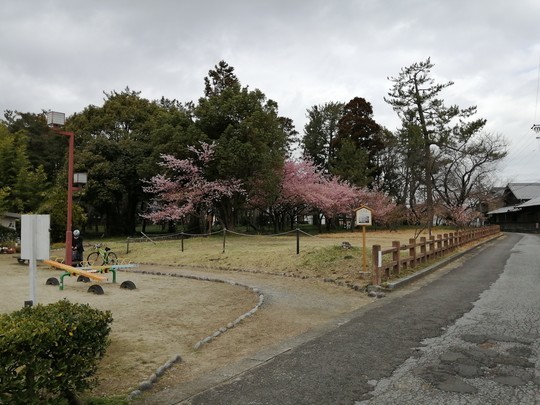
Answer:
top-left (42, 259), bottom-right (137, 295)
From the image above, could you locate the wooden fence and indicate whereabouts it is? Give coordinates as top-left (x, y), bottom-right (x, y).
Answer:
top-left (371, 225), bottom-right (501, 285)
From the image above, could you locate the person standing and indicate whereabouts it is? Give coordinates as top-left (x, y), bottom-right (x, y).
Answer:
top-left (72, 229), bottom-right (84, 266)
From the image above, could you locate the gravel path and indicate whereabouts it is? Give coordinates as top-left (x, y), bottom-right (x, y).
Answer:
top-left (115, 264), bottom-right (373, 402)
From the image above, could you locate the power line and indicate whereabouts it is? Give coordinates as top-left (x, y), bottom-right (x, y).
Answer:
top-left (533, 54), bottom-right (540, 137)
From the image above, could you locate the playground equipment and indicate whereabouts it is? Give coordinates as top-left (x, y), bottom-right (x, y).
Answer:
top-left (42, 259), bottom-right (137, 295)
top-left (14, 255), bottom-right (28, 265)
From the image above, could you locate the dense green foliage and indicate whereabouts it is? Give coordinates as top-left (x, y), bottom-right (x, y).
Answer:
top-left (0, 58), bottom-right (507, 237)
top-left (195, 62), bottom-right (289, 227)
top-left (302, 98), bottom-right (393, 189)
top-left (0, 121), bottom-right (49, 213)
top-left (0, 300), bottom-right (113, 403)
top-left (302, 101), bottom-right (343, 173)
top-left (0, 224), bottom-right (17, 243)
top-left (333, 97), bottom-right (384, 187)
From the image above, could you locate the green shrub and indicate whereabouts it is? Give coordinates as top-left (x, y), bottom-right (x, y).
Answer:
top-left (0, 300), bottom-right (113, 404)
top-left (0, 224), bottom-right (17, 244)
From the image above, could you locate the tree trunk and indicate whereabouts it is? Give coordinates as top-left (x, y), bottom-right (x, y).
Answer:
top-left (64, 390), bottom-right (83, 405)
top-left (219, 198), bottom-right (235, 230)
top-left (414, 81), bottom-right (434, 236)
top-left (424, 142), bottom-right (434, 236)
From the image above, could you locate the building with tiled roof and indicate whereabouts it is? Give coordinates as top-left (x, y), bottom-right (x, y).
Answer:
top-left (487, 183), bottom-right (540, 232)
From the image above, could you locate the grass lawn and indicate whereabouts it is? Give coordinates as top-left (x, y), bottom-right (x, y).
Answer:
top-left (10, 225), bottom-right (494, 402)
top-left (85, 227), bottom-right (457, 286)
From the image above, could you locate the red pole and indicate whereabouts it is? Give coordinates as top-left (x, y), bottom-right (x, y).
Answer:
top-left (64, 132), bottom-right (74, 265)
top-left (50, 115), bottom-right (77, 265)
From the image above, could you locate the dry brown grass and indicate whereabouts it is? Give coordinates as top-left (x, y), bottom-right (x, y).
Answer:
top-left (2, 227), bottom-right (493, 400)
top-left (102, 228), bottom-right (447, 285)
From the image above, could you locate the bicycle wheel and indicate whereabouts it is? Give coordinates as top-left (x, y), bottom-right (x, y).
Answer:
top-left (87, 251), bottom-right (104, 266)
top-left (105, 252), bottom-right (118, 264)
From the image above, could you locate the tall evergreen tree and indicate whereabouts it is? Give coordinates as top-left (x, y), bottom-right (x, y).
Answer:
top-left (3, 110), bottom-right (66, 181)
top-left (332, 97), bottom-right (383, 187)
top-left (195, 61), bottom-right (290, 228)
top-left (302, 102), bottom-right (344, 173)
top-left (0, 122), bottom-right (49, 213)
top-left (68, 88), bottom-right (164, 235)
top-left (385, 58), bottom-right (487, 232)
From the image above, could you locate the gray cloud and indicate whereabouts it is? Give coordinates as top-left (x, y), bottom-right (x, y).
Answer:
top-left (1, 0), bottom-right (539, 182)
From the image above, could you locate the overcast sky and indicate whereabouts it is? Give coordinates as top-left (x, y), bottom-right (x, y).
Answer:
top-left (1, 0), bottom-right (539, 184)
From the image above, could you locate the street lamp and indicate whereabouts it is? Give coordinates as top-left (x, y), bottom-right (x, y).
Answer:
top-left (46, 111), bottom-right (78, 265)
top-left (532, 124), bottom-right (540, 139)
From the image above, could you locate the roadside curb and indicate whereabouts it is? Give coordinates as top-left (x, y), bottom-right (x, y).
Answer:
top-left (384, 233), bottom-right (504, 290)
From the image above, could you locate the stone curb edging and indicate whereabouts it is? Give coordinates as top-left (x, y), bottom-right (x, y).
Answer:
top-left (114, 268), bottom-right (265, 400)
top-left (128, 354), bottom-right (181, 400)
top-left (135, 261), bottom-right (369, 295)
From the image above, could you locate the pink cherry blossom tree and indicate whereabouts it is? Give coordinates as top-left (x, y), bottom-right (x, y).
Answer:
top-left (358, 188), bottom-right (399, 227)
top-left (438, 204), bottom-right (482, 228)
top-left (262, 159), bottom-right (398, 231)
top-left (142, 142), bottom-right (243, 231)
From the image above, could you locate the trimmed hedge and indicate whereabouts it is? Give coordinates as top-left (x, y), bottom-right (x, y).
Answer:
top-left (0, 300), bottom-right (113, 404)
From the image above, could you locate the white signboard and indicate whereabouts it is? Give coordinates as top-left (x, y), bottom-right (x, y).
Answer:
top-left (21, 215), bottom-right (50, 260)
top-left (355, 207), bottom-right (372, 226)
top-left (21, 215), bottom-right (50, 305)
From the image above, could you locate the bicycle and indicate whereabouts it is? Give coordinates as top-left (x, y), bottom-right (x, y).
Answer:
top-left (86, 243), bottom-right (118, 265)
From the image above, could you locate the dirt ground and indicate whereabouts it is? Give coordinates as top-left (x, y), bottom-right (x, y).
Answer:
top-left (0, 254), bottom-right (373, 398)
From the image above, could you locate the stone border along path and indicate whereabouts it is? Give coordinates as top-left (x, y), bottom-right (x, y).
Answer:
top-left (113, 268), bottom-right (265, 400)
top-left (137, 260), bottom-right (370, 291)
top-left (119, 235), bottom-right (501, 400)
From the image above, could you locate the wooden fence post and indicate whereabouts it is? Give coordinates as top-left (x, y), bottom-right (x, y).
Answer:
top-left (392, 241), bottom-right (401, 275)
top-left (420, 237), bottom-right (426, 263)
top-left (222, 229), bottom-right (226, 253)
top-left (372, 244), bottom-right (381, 285)
top-left (409, 238), bottom-right (417, 268)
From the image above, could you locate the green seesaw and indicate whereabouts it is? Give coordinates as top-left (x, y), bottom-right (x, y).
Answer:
top-left (42, 259), bottom-right (137, 294)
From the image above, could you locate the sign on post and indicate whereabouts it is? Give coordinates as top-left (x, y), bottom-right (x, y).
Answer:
top-left (355, 206), bottom-right (372, 226)
top-left (21, 215), bottom-right (50, 306)
top-left (354, 206), bottom-right (372, 273)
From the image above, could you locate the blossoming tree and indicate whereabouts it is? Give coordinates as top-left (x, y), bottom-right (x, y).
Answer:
top-left (268, 160), bottom-right (397, 231)
top-left (142, 142), bottom-right (243, 232)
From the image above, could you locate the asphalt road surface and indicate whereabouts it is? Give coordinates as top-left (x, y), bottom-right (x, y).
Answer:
top-left (178, 233), bottom-right (539, 405)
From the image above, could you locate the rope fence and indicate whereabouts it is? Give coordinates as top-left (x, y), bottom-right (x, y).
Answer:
top-left (124, 226), bottom-right (501, 282)
top-left (126, 228), bottom-right (316, 255)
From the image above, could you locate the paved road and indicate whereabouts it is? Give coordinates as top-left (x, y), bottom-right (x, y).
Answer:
top-left (362, 232), bottom-right (540, 405)
top-left (172, 233), bottom-right (539, 404)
